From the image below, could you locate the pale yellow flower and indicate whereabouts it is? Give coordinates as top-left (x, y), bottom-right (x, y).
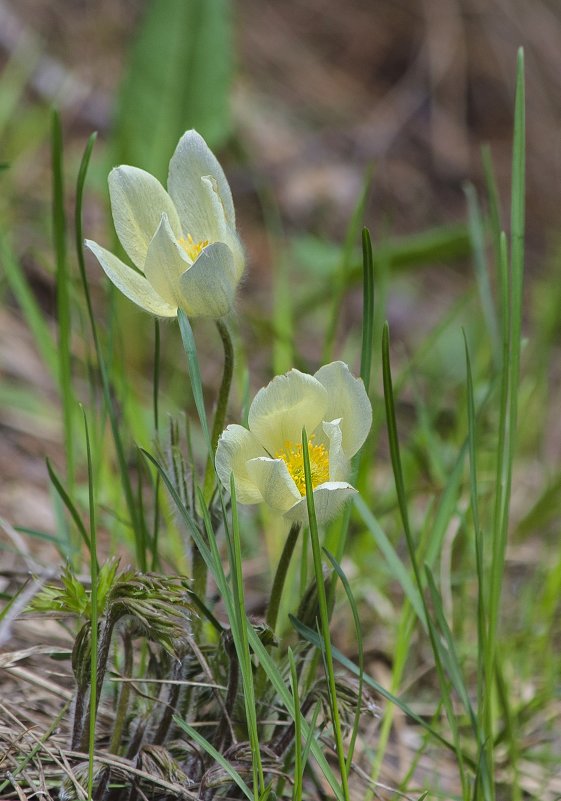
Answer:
top-left (85, 130), bottom-right (244, 319)
top-left (215, 362), bottom-right (372, 523)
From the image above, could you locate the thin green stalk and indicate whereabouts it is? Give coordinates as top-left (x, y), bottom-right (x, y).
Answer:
top-left (229, 475), bottom-right (265, 798)
top-left (359, 227), bottom-right (375, 395)
top-left (83, 408), bottom-right (98, 797)
top-left (177, 310), bottom-right (211, 602)
top-left (323, 549), bottom-right (364, 771)
top-left (464, 332), bottom-right (489, 799)
top-left (323, 170), bottom-right (372, 363)
top-left (301, 427), bottom-right (350, 801)
top-left (145, 449), bottom-right (345, 801)
top-left (464, 182), bottom-right (500, 367)
top-left (203, 317), bottom-right (235, 501)
top-left (485, 50), bottom-right (525, 795)
top-left (52, 110), bottom-right (75, 501)
top-left (327, 226), bottom-right (375, 585)
top-left (266, 523), bottom-right (300, 632)
top-left (288, 648), bottom-right (303, 801)
top-left (151, 319), bottom-right (161, 570)
top-left (75, 132), bottom-right (148, 570)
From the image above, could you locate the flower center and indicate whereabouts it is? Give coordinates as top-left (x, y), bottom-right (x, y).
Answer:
top-left (275, 438), bottom-right (329, 496)
top-left (178, 233), bottom-right (209, 262)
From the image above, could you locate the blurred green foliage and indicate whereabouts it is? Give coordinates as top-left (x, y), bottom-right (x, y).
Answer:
top-left (115, 0), bottom-right (233, 181)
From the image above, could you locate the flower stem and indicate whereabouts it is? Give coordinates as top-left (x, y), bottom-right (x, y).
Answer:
top-left (265, 523), bottom-right (301, 632)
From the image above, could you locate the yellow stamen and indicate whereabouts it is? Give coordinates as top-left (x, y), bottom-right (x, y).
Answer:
top-left (178, 233), bottom-right (209, 262)
top-left (275, 437), bottom-right (329, 496)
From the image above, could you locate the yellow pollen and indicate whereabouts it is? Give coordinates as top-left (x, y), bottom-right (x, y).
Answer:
top-left (178, 233), bottom-right (209, 261)
top-left (275, 438), bottom-right (329, 496)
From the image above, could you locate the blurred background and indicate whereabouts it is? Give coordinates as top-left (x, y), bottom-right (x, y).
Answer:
top-left (1, 0), bottom-right (560, 534)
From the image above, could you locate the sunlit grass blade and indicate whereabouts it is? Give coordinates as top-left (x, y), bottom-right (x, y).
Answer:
top-left (52, 109), bottom-right (75, 492)
top-left (323, 548), bottom-right (363, 770)
top-left (463, 334), bottom-right (487, 725)
top-left (464, 182), bottom-right (500, 367)
top-left (485, 49), bottom-right (525, 789)
top-left (173, 718), bottom-right (253, 800)
top-left (481, 144), bottom-right (503, 281)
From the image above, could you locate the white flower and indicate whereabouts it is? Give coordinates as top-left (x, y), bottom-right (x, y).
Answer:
top-left (215, 361), bottom-right (372, 523)
top-left (85, 130), bottom-right (244, 319)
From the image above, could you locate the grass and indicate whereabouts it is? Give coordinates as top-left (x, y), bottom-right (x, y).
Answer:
top-left (0, 35), bottom-right (560, 801)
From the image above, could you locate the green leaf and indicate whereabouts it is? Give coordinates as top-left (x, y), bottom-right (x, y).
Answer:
top-left (115, 0), bottom-right (233, 181)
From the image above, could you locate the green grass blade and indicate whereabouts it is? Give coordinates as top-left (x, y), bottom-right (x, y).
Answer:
top-left (464, 182), bottom-right (500, 367)
top-left (45, 458), bottom-right (90, 558)
top-left (485, 48), bottom-right (525, 797)
top-left (246, 626), bottom-right (346, 801)
top-left (115, 0), bottom-right (232, 181)
top-left (323, 548), bottom-right (364, 770)
top-left (301, 427), bottom-right (350, 801)
top-left (360, 227), bottom-right (375, 394)
top-left (75, 132), bottom-right (97, 343)
top-left (289, 615), bottom-right (460, 759)
top-left (177, 309), bottom-right (211, 452)
top-left (52, 110), bottom-right (75, 491)
top-left (81, 407), bottom-right (98, 798)
top-left (463, 334), bottom-right (487, 727)
top-left (481, 145), bottom-right (503, 280)
top-left (229, 474), bottom-right (265, 798)
top-left (296, 222), bottom-right (471, 317)
top-left (381, 323), bottom-right (425, 596)
top-left (173, 718), bottom-right (253, 800)
top-left (288, 647), bottom-right (303, 801)
top-left (323, 169), bottom-right (371, 362)
top-left (0, 234), bottom-right (57, 376)
top-left (354, 496), bottom-right (425, 623)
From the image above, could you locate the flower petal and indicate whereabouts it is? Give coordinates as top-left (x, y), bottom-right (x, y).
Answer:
top-left (215, 425), bottom-right (267, 503)
top-left (178, 242), bottom-right (237, 318)
top-left (143, 214), bottom-right (189, 307)
top-left (168, 130), bottom-right (235, 240)
top-left (314, 361), bottom-right (372, 458)
top-left (283, 482), bottom-right (357, 524)
top-left (85, 239), bottom-right (177, 317)
top-left (246, 457), bottom-right (301, 513)
top-left (322, 419), bottom-right (349, 482)
top-left (248, 370), bottom-right (328, 456)
top-left (108, 166), bottom-right (182, 269)
top-left (200, 176), bottom-right (245, 278)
